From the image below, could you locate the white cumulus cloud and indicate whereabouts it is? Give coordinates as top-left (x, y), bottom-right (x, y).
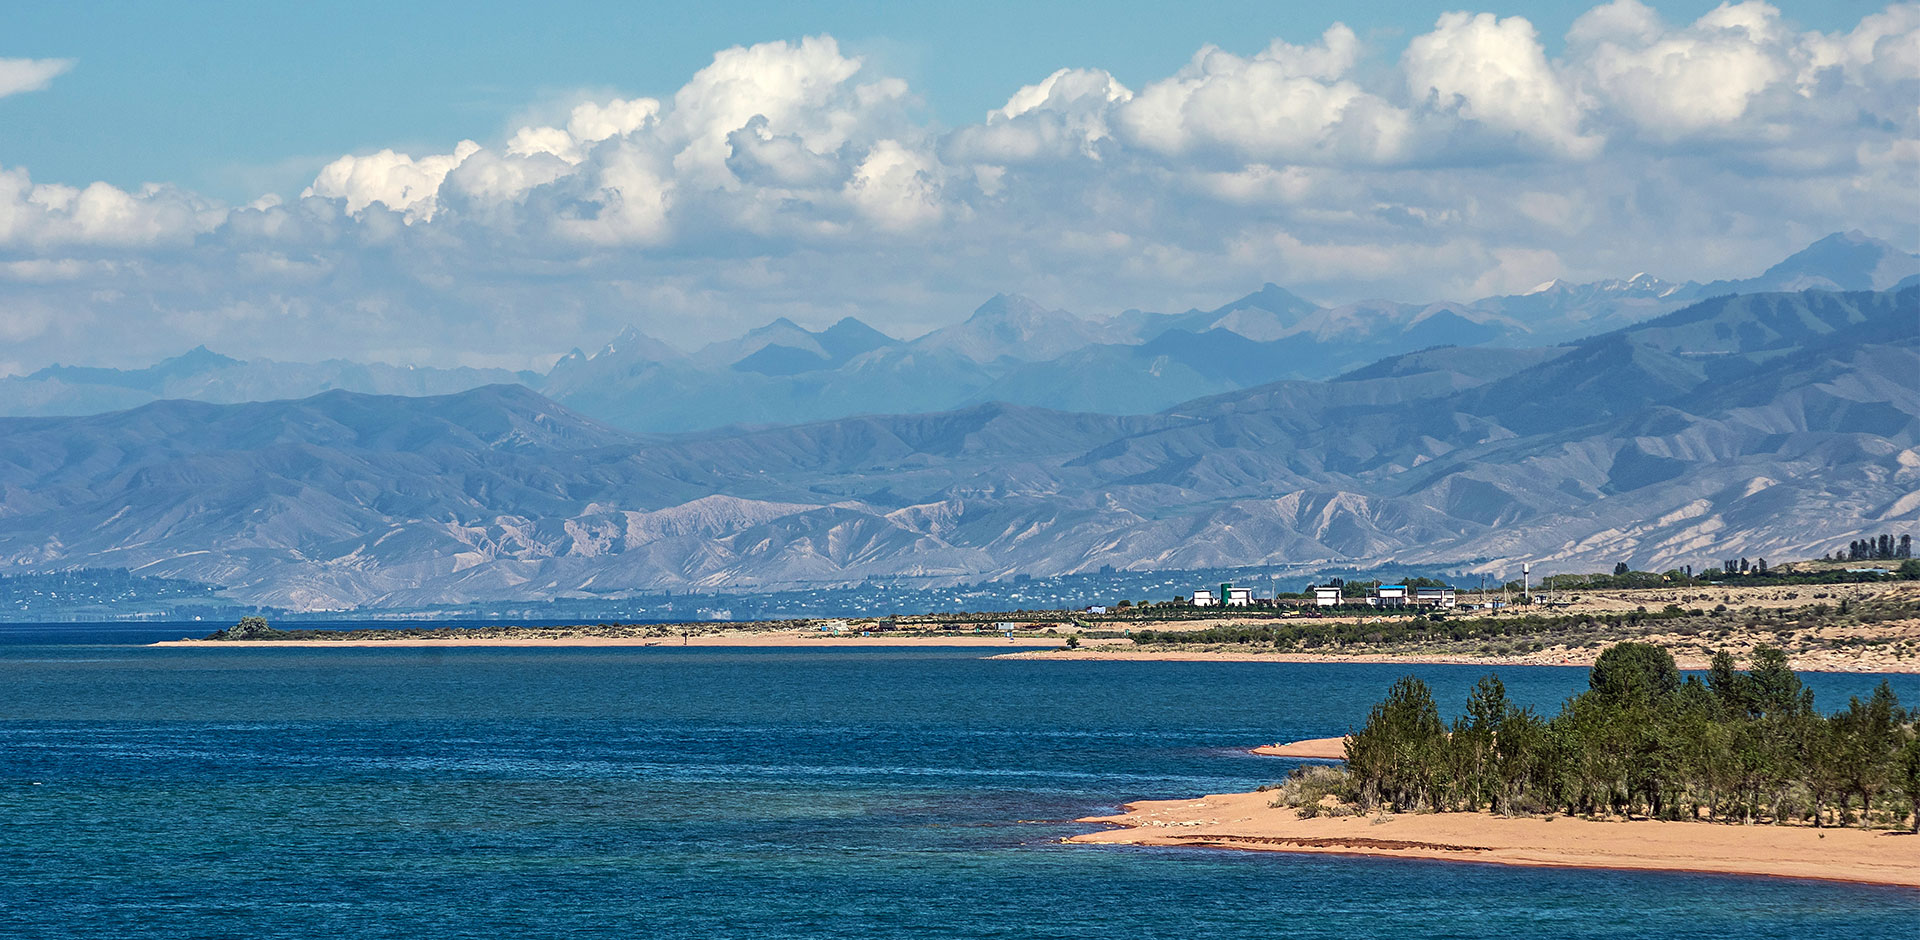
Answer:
top-left (945, 68), bottom-right (1133, 164)
top-left (302, 141), bottom-right (482, 221)
top-left (0, 57), bottom-right (73, 98)
top-left (0, 5), bottom-right (1913, 372)
top-left (1403, 12), bottom-right (1602, 158)
top-left (1570, 1), bottom-right (1794, 137)
top-left (1115, 26), bottom-right (1416, 165)
top-left (0, 165), bottom-right (220, 249)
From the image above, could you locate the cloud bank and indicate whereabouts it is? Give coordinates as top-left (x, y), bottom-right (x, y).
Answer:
top-left (0, 1), bottom-right (1915, 371)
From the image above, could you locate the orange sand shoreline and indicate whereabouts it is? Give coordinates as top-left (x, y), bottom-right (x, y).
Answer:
top-left (1249, 736), bottom-right (1349, 760)
top-left (150, 632), bottom-right (1066, 649)
top-left (991, 646), bottom-right (1920, 674)
top-left (151, 635), bottom-right (1920, 673)
top-left (1070, 734), bottom-right (1920, 887)
top-left (1067, 789), bottom-right (1920, 888)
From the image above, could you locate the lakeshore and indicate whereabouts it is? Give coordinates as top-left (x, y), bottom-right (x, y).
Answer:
top-left (158, 579), bottom-right (1920, 673)
top-left (16, 638), bottom-right (1917, 938)
top-left (150, 630), bottom-right (1063, 649)
top-left (1068, 788), bottom-right (1920, 888)
top-left (1249, 737), bottom-right (1348, 760)
top-left (992, 642), bottom-right (1920, 674)
top-left (152, 627), bottom-right (1920, 672)
top-left (999, 579), bottom-right (1920, 674)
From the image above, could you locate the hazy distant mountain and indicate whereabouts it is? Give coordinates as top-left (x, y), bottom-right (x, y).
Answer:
top-left (1694, 231), bottom-right (1920, 296)
top-left (0, 346), bottom-right (536, 418)
top-left (689, 316), bottom-right (897, 374)
top-left (537, 328), bottom-right (999, 434)
top-left (1, 287), bottom-right (1910, 610)
top-left (1466, 232), bottom-right (1919, 345)
top-left (725, 317), bottom-right (895, 376)
top-left (1109, 286), bottom-right (1532, 379)
top-left (1112, 283), bottom-right (1322, 341)
top-left (1469, 273), bottom-right (1686, 342)
top-left (909, 293), bottom-right (1118, 363)
top-left (4, 233), bottom-right (1913, 435)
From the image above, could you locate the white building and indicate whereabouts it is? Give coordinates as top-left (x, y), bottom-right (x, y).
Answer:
top-left (1369, 585), bottom-right (1410, 607)
top-left (1312, 585), bottom-right (1343, 607)
top-left (1412, 587), bottom-right (1457, 608)
top-left (1223, 587), bottom-right (1253, 607)
top-left (1190, 589), bottom-right (1218, 607)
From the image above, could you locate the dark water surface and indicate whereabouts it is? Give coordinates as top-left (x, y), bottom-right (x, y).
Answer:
top-left (2, 631), bottom-right (1915, 939)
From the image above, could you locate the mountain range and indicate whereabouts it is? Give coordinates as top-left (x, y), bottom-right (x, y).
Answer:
top-left (1, 284), bottom-right (1912, 610)
top-left (6, 231), bottom-right (1914, 434)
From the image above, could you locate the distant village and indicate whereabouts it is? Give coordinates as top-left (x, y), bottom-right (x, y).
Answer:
top-left (1185, 579), bottom-right (1459, 611)
top-left (1073, 578), bottom-right (1474, 616)
top-left (1101, 538), bottom-right (1917, 617)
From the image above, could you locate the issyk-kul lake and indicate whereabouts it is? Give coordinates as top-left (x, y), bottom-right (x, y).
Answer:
top-left (2, 633), bottom-right (1916, 939)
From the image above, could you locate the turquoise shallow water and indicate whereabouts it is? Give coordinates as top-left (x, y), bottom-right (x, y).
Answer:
top-left (2, 632), bottom-right (1916, 939)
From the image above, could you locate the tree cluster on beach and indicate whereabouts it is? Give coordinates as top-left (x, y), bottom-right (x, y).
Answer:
top-left (209, 616), bottom-right (282, 640)
top-left (1334, 643), bottom-right (1920, 830)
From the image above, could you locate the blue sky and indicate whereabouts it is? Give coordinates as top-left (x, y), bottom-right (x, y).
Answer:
top-left (5, 0), bottom-right (1880, 200)
top-left (0, 1), bottom-right (1915, 372)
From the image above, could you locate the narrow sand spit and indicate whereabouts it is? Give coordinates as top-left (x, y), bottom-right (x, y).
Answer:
top-left (1249, 737), bottom-right (1348, 760)
top-left (1074, 738), bottom-right (1920, 887)
top-left (1069, 789), bottom-right (1920, 888)
top-left (151, 632), bottom-right (1065, 649)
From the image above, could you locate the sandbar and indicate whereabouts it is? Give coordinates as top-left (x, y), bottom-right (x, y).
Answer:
top-left (1069, 788), bottom-right (1920, 888)
top-left (152, 631), bottom-right (1067, 649)
top-left (1249, 737), bottom-right (1348, 760)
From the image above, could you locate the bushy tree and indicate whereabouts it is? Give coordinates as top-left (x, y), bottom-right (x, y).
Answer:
top-left (1898, 736), bottom-right (1920, 834)
top-left (1332, 642), bottom-right (1914, 830)
top-left (1587, 641), bottom-right (1680, 706)
top-left (214, 616), bottom-right (277, 640)
top-left (1831, 683), bottom-right (1901, 825)
top-left (1347, 676), bottom-right (1449, 812)
top-left (1451, 675), bottom-right (1507, 811)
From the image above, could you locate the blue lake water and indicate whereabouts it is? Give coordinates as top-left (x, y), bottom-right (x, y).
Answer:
top-left (2, 628), bottom-right (1916, 938)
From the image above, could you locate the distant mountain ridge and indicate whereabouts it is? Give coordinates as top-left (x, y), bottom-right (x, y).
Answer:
top-left (3, 232), bottom-right (1913, 434)
top-left (1, 286), bottom-right (1911, 611)
top-left (3, 347), bottom-right (538, 420)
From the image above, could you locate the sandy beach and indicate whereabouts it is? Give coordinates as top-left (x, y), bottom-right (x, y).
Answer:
top-left (993, 645), bottom-right (1601, 666)
top-left (159, 579), bottom-right (1919, 669)
top-left (152, 631), bottom-right (1068, 649)
top-left (157, 631), bottom-right (1920, 671)
top-left (1248, 737), bottom-right (1349, 760)
top-left (1073, 736), bottom-right (1920, 887)
top-left (1069, 788), bottom-right (1920, 888)
top-left (993, 640), bottom-right (1920, 674)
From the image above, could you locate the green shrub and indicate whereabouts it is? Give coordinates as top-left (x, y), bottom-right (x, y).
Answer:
top-left (1268, 764), bottom-right (1356, 814)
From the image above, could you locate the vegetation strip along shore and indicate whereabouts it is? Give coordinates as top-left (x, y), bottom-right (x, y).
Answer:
top-left (1073, 640), bottom-right (1920, 886)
